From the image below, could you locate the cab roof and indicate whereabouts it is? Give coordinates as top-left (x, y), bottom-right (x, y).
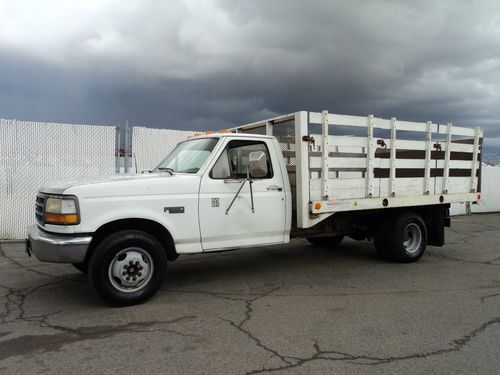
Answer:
top-left (188, 132), bottom-right (273, 140)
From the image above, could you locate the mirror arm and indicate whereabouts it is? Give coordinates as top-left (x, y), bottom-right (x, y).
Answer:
top-left (246, 165), bottom-right (255, 212)
top-left (249, 180), bottom-right (254, 213)
top-left (226, 167), bottom-right (255, 215)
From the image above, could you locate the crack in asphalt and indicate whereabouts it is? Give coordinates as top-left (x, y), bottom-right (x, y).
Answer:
top-left (445, 225), bottom-right (498, 246)
top-left (0, 279), bottom-right (198, 360)
top-left (0, 244), bottom-right (198, 361)
top-left (217, 286), bottom-right (301, 368)
top-left (0, 216), bottom-right (498, 371)
top-left (480, 293), bottom-right (500, 304)
top-left (164, 287), bottom-right (262, 302)
top-left (428, 252), bottom-right (500, 266)
top-left (166, 284), bottom-right (500, 300)
top-left (0, 244), bottom-right (84, 282)
top-left (0, 279), bottom-right (68, 325)
top-left (163, 269), bottom-right (500, 372)
top-left (0, 315), bottom-right (197, 361)
top-left (243, 318), bottom-right (500, 374)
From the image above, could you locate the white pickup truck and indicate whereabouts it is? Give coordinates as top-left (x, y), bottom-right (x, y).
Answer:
top-left (27, 110), bottom-right (483, 306)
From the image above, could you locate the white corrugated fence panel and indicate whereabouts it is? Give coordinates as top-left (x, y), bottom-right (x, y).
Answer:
top-left (132, 127), bottom-right (194, 172)
top-left (0, 119), bottom-right (115, 239)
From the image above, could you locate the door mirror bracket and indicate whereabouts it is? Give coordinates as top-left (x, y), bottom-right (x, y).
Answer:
top-left (225, 151), bottom-right (268, 215)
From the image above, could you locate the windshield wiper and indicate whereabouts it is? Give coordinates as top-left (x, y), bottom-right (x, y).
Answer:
top-left (156, 167), bottom-right (175, 175)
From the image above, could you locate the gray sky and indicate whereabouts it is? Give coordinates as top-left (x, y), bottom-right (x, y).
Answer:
top-left (1, 0), bottom-right (499, 153)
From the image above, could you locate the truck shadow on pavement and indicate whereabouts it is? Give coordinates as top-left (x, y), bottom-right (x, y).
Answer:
top-left (163, 239), bottom-right (384, 290)
top-left (0, 240), bottom-right (382, 307)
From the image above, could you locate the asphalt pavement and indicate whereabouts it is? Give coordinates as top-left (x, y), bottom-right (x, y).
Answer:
top-left (0, 213), bottom-right (499, 374)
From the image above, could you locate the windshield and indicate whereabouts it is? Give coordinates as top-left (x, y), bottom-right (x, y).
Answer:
top-left (154, 137), bottom-right (219, 173)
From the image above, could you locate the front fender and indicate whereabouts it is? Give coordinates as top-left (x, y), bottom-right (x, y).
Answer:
top-left (78, 195), bottom-right (202, 254)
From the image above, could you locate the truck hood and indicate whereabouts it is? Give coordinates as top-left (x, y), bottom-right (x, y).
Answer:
top-left (39, 173), bottom-right (175, 195)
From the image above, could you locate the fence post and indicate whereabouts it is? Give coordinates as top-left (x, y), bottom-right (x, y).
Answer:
top-left (124, 120), bottom-right (130, 173)
top-left (130, 123), bottom-right (135, 173)
top-left (115, 124), bottom-right (121, 174)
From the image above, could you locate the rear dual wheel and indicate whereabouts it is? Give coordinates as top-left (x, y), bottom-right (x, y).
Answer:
top-left (374, 212), bottom-right (427, 263)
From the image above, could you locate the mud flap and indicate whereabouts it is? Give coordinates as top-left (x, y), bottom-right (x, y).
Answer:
top-left (427, 205), bottom-right (448, 247)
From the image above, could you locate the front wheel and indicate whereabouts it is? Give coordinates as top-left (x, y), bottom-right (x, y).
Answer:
top-left (385, 212), bottom-right (427, 263)
top-left (88, 230), bottom-right (167, 306)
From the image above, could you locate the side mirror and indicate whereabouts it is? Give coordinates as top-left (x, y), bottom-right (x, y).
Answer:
top-left (248, 151), bottom-right (268, 178)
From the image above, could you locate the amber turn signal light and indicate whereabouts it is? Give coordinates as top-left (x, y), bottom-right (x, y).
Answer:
top-left (44, 213), bottom-right (79, 225)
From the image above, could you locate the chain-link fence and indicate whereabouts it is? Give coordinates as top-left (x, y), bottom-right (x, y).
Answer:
top-left (0, 119), bottom-right (191, 239)
top-left (0, 119), bottom-right (116, 239)
top-left (132, 126), bottom-right (193, 172)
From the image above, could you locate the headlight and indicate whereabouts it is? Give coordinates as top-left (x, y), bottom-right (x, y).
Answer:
top-left (44, 196), bottom-right (80, 225)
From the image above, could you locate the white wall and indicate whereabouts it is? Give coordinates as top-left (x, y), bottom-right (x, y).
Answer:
top-left (450, 165), bottom-right (500, 215)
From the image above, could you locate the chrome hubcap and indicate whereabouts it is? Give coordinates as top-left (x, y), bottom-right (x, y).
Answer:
top-left (108, 248), bottom-right (153, 293)
top-left (403, 223), bottom-right (422, 254)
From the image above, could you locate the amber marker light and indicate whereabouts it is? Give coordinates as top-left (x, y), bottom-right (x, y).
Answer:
top-left (314, 202), bottom-right (321, 210)
top-left (44, 213), bottom-right (79, 225)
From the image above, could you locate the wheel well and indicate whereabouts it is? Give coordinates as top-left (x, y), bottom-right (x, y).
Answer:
top-left (87, 219), bottom-right (178, 262)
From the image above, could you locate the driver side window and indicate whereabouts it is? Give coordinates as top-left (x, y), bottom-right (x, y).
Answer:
top-left (210, 140), bottom-right (273, 179)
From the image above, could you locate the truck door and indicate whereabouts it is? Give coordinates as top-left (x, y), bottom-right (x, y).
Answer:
top-left (198, 138), bottom-right (286, 251)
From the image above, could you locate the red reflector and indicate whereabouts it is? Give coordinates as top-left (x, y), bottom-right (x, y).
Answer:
top-left (477, 193), bottom-right (481, 200)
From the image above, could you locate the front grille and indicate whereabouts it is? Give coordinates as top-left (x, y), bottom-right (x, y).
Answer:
top-left (35, 194), bottom-right (45, 225)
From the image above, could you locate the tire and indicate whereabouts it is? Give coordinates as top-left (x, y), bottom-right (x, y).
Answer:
top-left (385, 212), bottom-right (427, 263)
top-left (88, 230), bottom-right (167, 306)
top-left (72, 262), bottom-right (88, 273)
top-left (307, 235), bottom-right (344, 247)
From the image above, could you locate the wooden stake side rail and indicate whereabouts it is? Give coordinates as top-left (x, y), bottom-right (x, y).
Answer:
top-left (232, 110), bottom-right (483, 229)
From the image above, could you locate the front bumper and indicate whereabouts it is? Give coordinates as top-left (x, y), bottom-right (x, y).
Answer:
top-left (26, 225), bottom-right (92, 263)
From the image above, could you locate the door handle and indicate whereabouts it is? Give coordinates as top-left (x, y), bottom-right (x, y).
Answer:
top-left (266, 185), bottom-right (283, 191)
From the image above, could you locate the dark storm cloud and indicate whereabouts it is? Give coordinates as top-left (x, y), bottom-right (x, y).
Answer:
top-left (0, 0), bottom-right (499, 152)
